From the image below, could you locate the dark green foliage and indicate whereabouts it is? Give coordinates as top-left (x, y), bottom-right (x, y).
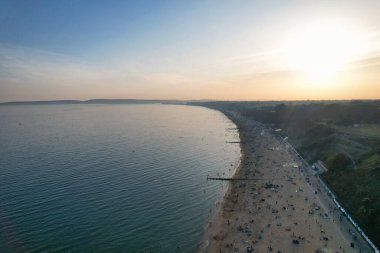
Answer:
top-left (308, 123), bottom-right (336, 138)
top-left (322, 154), bottom-right (380, 245)
top-left (326, 153), bottom-right (352, 172)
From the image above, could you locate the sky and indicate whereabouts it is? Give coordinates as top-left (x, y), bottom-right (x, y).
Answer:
top-left (0, 0), bottom-right (380, 102)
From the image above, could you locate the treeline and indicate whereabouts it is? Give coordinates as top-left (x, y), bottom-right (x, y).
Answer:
top-left (212, 100), bottom-right (380, 126)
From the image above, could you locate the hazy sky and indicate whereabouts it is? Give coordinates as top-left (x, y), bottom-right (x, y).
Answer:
top-left (1, 0), bottom-right (380, 102)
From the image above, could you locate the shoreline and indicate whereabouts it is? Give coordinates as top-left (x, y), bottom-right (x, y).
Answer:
top-left (198, 110), bottom-right (246, 252)
top-left (198, 110), bottom-right (247, 252)
top-left (197, 109), bottom-right (244, 249)
top-left (198, 108), bottom-right (373, 253)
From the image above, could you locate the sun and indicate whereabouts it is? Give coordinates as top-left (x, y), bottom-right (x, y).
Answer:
top-left (284, 20), bottom-right (364, 82)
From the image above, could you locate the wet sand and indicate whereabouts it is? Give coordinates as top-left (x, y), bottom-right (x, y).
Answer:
top-left (199, 110), bottom-right (372, 253)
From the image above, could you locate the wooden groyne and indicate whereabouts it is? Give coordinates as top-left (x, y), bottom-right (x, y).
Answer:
top-left (207, 176), bottom-right (263, 181)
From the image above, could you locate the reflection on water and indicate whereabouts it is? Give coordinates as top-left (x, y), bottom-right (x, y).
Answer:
top-left (0, 104), bottom-right (240, 253)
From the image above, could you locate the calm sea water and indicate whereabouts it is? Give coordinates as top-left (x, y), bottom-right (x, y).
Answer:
top-left (0, 104), bottom-right (240, 253)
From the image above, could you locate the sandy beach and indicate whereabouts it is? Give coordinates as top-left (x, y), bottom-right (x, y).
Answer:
top-left (199, 110), bottom-right (373, 253)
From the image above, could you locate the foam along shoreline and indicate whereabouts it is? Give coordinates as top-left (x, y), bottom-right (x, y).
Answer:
top-left (199, 109), bottom-right (374, 253)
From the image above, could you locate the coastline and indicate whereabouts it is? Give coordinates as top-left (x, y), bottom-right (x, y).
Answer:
top-left (198, 108), bottom-right (373, 253)
top-left (198, 109), bottom-right (248, 252)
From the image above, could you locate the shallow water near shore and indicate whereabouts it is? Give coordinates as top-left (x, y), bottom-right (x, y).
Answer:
top-left (0, 104), bottom-right (240, 253)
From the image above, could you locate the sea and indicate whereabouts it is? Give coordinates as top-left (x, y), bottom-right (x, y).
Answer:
top-left (0, 104), bottom-right (240, 253)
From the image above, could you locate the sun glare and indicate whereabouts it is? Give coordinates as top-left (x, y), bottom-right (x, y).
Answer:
top-left (284, 20), bottom-right (365, 82)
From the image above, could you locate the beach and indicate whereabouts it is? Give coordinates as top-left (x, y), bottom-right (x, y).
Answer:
top-left (199, 109), bottom-right (373, 253)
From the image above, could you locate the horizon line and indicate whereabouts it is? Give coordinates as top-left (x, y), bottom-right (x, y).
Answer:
top-left (1, 98), bottom-right (380, 105)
